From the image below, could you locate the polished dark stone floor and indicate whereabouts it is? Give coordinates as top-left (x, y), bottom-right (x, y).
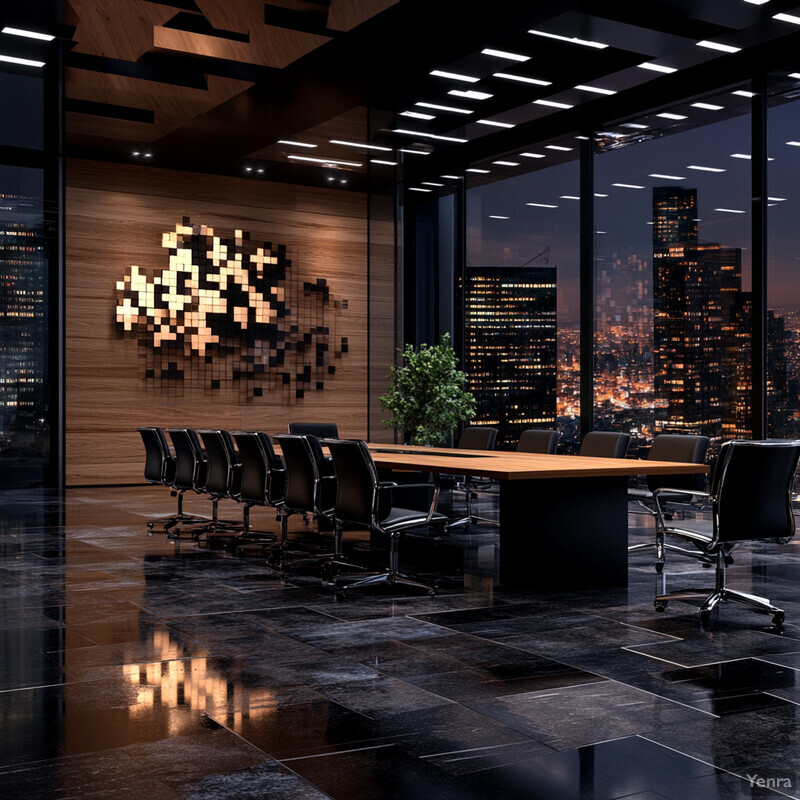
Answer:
top-left (1, 486), bottom-right (800, 798)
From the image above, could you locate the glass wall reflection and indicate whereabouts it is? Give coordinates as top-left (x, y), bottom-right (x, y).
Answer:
top-left (464, 153), bottom-right (580, 450)
top-left (594, 92), bottom-right (752, 454)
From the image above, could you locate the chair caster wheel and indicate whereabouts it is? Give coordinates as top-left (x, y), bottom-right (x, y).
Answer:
top-left (654, 601), bottom-right (667, 613)
top-left (700, 610), bottom-right (711, 626)
top-left (655, 562), bottom-right (664, 574)
top-left (772, 612), bottom-right (785, 628)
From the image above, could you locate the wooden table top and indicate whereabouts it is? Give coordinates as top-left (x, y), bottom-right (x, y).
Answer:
top-left (367, 443), bottom-right (710, 481)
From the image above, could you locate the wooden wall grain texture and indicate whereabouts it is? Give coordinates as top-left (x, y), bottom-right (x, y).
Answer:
top-left (66, 159), bottom-right (392, 485)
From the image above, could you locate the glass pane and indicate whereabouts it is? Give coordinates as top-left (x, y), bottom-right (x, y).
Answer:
top-left (594, 91), bottom-right (752, 455)
top-left (0, 72), bottom-right (44, 150)
top-left (465, 152), bottom-right (580, 450)
top-left (767, 77), bottom-right (800, 440)
top-left (0, 165), bottom-right (48, 487)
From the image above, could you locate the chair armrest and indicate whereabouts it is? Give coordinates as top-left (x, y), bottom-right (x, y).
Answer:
top-left (653, 487), bottom-right (710, 531)
top-left (378, 481), bottom-right (441, 523)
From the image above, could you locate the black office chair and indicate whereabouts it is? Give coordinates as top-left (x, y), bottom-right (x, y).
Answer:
top-left (628, 433), bottom-right (710, 571)
top-left (517, 429), bottom-right (561, 454)
top-left (326, 438), bottom-right (446, 598)
top-left (230, 431), bottom-right (283, 548)
top-left (270, 433), bottom-right (344, 572)
top-left (446, 426), bottom-right (499, 529)
top-left (197, 429), bottom-right (244, 542)
top-left (137, 426), bottom-right (178, 533)
top-left (579, 431), bottom-right (631, 459)
top-left (166, 427), bottom-right (209, 539)
top-left (654, 439), bottom-right (800, 628)
top-left (288, 422), bottom-right (339, 437)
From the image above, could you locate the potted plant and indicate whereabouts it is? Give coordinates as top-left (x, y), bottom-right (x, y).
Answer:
top-left (380, 332), bottom-right (476, 446)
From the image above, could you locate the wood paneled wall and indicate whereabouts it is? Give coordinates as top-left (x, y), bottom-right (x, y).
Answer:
top-left (66, 159), bottom-right (387, 485)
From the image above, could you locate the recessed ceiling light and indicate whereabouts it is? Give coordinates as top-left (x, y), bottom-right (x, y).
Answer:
top-left (481, 48), bottom-right (530, 61)
top-left (371, 159), bottom-right (398, 165)
top-left (649, 173), bottom-right (686, 180)
top-left (392, 128), bottom-right (468, 143)
top-left (430, 69), bottom-right (480, 83)
top-left (657, 112), bottom-right (688, 120)
top-left (527, 29), bottom-right (609, 49)
top-left (2, 26), bottom-right (55, 41)
top-left (493, 72), bottom-right (552, 86)
top-left (401, 110), bottom-right (435, 120)
top-left (278, 139), bottom-right (317, 148)
top-left (696, 40), bottom-right (741, 53)
top-left (526, 202), bottom-right (559, 208)
top-left (256, 168), bottom-right (264, 174)
top-left (0, 54), bottom-right (44, 67)
top-left (287, 155), bottom-right (363, 167)
top-left (466, 168), bottom-right (490, 173)
top-left (638, 62), bottom-right (678, 74)
top-left (449, 89), bottom-right (493, 100)
top-left (520, 152), bottom-right (545, 158)
top-left (691, 102), bottom-right (724, 110)
top-left (492, 160), bottom-right (520, 166)
top-left (545, 145), bottom-right (573, 151)
top-left (330, 139), bottom-right (392, 151)
top-left (533, 99), bottom-right (574, 109)
top-left (621, 123), bottom-right (649, 129)
top-left (744, 0), bottom-right (770, 4)
top-left (714, 208), bottom-right (746, 213)
top-left (612, 183), bottom-right (646, 189)
top-left (575, 84), bottom-right (616, 95)
top-left (687, 164), bottom-right (726, 172)
top-left (409, 187), bottom-right (433, 193)
top-left (415, 102), bottom-right (473, 114)
top-left (245, 167), bottom-right (253, 172)
top-left (773, 12), bottom-right (800, 24)
top-left (789, 72), bottom-right (800, 79)
top-left (733, 90), bottom-right (756, 97)
top-left (476, 119), bottom-right (515, 128)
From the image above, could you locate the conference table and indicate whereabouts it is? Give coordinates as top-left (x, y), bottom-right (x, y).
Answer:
top-left (367, 443), bottom-right (709, 591)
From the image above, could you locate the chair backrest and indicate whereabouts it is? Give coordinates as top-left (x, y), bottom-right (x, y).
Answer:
top-left (275, 434), bottom-right (318, 515)
top-left (645, 433), bottom-right (710, 492)
top-left (579, 431), bottom-right (630, 459)
top-left (168, 428), bottom-right (206, 491)
top-left (326, 438), bottom-right (378, 528)
top-left (517, 429), bottom-right (560, 455)
top-left (458, 426), bottom-right (498, 451)
top-left (138, 426), bottom-right (174, 484)
top-left (199, 430), bottom-right (240, 498)
top-left (232, 431), bottom-right (268, 505)
top-left (287, 422), bottom-right (339, 438)
top-left (712, 439), bottom-right (800, 544)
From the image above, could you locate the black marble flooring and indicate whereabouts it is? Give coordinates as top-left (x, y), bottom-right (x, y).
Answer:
top-left (1, 486), bottom-right (800, 798)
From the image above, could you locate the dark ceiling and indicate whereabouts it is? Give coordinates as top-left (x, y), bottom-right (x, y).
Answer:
top-left (5, 0), bottom-right (800, 191)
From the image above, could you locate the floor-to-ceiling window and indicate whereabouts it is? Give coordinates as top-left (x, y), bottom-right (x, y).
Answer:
top-left (464, 143), bottom-right (580, 450)
top-left (593, 88), bottom-right (752, 455)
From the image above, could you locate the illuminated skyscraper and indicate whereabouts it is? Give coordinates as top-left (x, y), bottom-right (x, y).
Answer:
top-left (463, 266), bottom-right (557, 446)
top-left (652, 187), bottom-right (748, 440)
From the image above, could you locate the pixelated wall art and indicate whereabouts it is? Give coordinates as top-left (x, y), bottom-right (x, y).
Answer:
top-left (115, 218), bottom-right (349, 401)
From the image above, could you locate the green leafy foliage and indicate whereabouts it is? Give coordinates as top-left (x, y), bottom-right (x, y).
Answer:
top-left (380, 332), bottom-right (476, 446)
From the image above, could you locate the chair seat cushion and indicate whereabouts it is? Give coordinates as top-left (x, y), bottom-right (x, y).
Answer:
top-left (381, 506), bottom-right (447, 531)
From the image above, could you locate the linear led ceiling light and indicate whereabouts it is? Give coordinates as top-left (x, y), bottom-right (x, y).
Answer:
top-left (533, 98), bottom-right (574, 109)
top-left (657, 112), bottom-right (688, 120)
top-left (649, 173), bottom-right (686, 180)
top-left (773, 12), bottom-right (800, 24)
top-left (638, 62), bottom-right (677, 73)
top-left (575, 84), bottom-right (616, 95)
top-left (696, 40), bottom-right (741, 53)
top-left (481, 48), bottom-right (530, 61)
top-left (493, 160), bottom-right (520, 166)
top-left (526, 202), bottom-right (558, 208)
top-left (430, 69), bottom-right (480, 82)
top-left (687, 164), bottom-right (726, 172)
top-left (449, 89), bottom-right (493, 100)
top-left (278, 139), bottom-right (317, 147)
top-left (476, 119), bottom-right (515, 128)
top-left (371, 159), bottom-right (398, 165)
top-left (330, 139), bottom-right (392, 151)
top-left (0, 53), bottom-right (45, 67)
top-left (415, 101), bottom-right (473, 114)
top-left (692, 102), bottom-right (724, 110)
top-left (392, 129), bottom-right (468, 143)
top-left (2, 26), bottom-right (55, 40)
top-left (528, 29), bottom-right (609, 49)
top-left (401, 110), bottom-right (435, 120)
top-left (287, 155), bottom-right (363, 167)
top-left (493, 72), bottom-right (552, 86)
top-left (545, 144), bottom-right (573, 151)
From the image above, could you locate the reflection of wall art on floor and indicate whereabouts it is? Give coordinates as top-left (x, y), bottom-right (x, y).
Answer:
top-left (115, 218), bottom-right (348, 401)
